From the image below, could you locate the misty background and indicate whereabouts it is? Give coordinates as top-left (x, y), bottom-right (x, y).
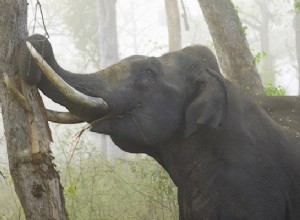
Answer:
top-left (0, 0), bottom-right (299, 219)
top-left (26, 0), bottom-right (300, 158)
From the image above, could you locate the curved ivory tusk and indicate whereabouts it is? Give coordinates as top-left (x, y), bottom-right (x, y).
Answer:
top-left (4, 73), bottom-right (32, 112)
top-left (46, 110), bottom-right (84, 124)
top-left (26, 41), bottom-right (109, 112)
top-left (4, 73), bottom-right (84, 124)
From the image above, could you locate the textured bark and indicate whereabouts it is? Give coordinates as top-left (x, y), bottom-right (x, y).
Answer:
top-left (198, 0), bottom-right (264, 95)
top-left (96, 0), bottom-right (119, 69)
top-left (0, 1), bottom-right (68, 219)
top-left (164, 0), bottom-right (181, 51)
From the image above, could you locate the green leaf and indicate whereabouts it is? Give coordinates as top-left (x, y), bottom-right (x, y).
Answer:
top-left (64, 184), bottom-right (77, 197)
top-left (253, 51), bottom-right (267, 64)
top-left (241, 25), bottom-right (248, 34)
top-left (264, 83), bottom-right (286, 96)
top-left (295, 2), bottom-right (300, 10)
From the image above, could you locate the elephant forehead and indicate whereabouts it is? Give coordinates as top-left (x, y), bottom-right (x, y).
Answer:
top-left (102, 62), bottom-right (131, 86)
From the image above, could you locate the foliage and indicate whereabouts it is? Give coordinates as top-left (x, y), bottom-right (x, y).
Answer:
top-left (54, 125), bottom-right (178, 220)
top-left (0, 167), bottom-right (25, 219)
top-left (253, 51), bottom-right (267, 64)
top-left (0, 125), bottom-right (178, 219)
top-left (264, 83), bottom-right (286, 96)
top-left (241, 25), bottom-right (248, 34)
top-left (233, 6), bottom-right (239, 16)
top-left (295, 1), bottom-right (300, 11)
top-left (59, 0), bottom-right (101, 69)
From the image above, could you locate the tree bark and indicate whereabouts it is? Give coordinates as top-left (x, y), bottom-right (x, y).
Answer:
top-left (198, 0), bottom-right (264, 95)
top-left (164, 0), bottom-right (181, 51)
top-left (0, 1), bottom-right (68, 219)
top-left (96, 0), bottom-right (119, 69)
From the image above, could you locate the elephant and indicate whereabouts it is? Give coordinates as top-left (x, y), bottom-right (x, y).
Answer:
top-left (13, 34), bottom-right (300, 219)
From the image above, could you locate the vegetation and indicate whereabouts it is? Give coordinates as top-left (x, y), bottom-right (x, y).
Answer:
top-left (295, 1), bottom-right (300, 11)
top-left (264, 83), bottom-right (286, 96)
top-left (0, 168), bottom-right (24, 219)
top-left (253, 51), bottom-right (267, 64)
top-left (0, 125), bottom-right (178, 220)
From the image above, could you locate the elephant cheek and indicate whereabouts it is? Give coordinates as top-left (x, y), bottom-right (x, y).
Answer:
top-left (90, 120), bottom-right (112, 135)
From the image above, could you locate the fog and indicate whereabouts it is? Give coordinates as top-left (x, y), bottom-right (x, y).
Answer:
top-left (1, 0), bottom-right (298, 163)
top-left (0, 1), bottom-right (299, 218)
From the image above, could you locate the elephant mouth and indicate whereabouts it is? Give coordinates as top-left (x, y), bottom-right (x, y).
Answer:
top-left (86, 103), bottom-right (149, 145)
top-left (95, 102), bottom-right (142, 122)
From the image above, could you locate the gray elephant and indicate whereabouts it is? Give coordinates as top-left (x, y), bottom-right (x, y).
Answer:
top-left (14, 34), bottom-right (300, 219)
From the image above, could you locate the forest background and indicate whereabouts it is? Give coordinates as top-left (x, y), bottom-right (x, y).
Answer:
top-left (0, 0), bottom-right (299, 219)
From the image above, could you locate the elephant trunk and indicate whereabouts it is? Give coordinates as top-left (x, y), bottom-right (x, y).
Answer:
top-left (21, 35), bottom-right (109, 121)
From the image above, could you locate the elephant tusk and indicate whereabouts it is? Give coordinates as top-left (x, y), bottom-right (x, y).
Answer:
top-left (4, 73), bottom-right (32, 112)
top-left (4, 73), bottom-right (84, 124)
top-left (46, 110), bottom-right (84, 124)
top-left (26, 41), bottom-right (109, 112)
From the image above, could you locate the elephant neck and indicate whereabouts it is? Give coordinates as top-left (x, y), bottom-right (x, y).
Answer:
top-left (156, 128), bottom-right (219, 187)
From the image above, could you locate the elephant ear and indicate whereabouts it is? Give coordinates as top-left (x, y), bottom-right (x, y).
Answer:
top-left (184, 68), bottom-right (228, 137)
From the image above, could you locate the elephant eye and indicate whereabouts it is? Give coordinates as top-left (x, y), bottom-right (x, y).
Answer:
top-left (142, 68), bottom-right (156, 83)
top-left (145, 68), bottom-right (155, 76)
top-left (134, 67), bottom-right (157, 88)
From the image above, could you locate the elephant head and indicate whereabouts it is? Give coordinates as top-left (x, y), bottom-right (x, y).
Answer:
top-left (15, 34), bottom-right (227, 156)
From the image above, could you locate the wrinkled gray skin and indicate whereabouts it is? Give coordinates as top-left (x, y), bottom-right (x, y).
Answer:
top-left (16, 35), bottom-right (300, 219)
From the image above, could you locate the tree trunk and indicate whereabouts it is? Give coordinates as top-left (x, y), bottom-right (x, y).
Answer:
top-left (0, 1), bottom-right (68, 219)
top-left (164, 0), bottom-right (181, 51)
top-left (259, 0), bottom-right (274, 84)
top-left (198, 0), bottom-right (264, 95)
top-left (96, 0), bottom-right (120, 159)
top-left (96, 0), bottom-right (119, 69)
top-left (295, 2), bottom-right (300, 95)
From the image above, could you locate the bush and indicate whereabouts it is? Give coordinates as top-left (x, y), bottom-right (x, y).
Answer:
top-left (264, 83), bottom-right (286, 96)
top-left (0, 167), bottom-right (25, 219)
top-left (52, 125), bottom-right (179, 220)
top-left (0, 125), bottom-right (178, 219)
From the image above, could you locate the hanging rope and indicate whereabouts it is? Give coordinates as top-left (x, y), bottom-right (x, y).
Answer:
top-left (32, 0), bottom-right (49, 38)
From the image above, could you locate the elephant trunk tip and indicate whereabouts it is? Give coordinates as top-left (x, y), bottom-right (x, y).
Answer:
top-left (26, 41), bottom-right (110, 113)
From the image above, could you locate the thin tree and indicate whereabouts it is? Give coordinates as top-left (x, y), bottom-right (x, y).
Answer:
top-left (241, 0), bottom-right (275, 84)
top-left (295, 0), bottom-right (300, 95)
top-left (197, 0), bottom-right (264, 95)
top-left (97, 0), bottom-right (119, 68)
top-left (0, 1), bottom-right (68, 219)
top-left (96, 0), bottom-right (121, 159)
top-left (59, 0), bottom-right (120, 158)
top-left (164, 0), bottom-right (181, 51)
top-left (258, 0), bottom-right (274, 84)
